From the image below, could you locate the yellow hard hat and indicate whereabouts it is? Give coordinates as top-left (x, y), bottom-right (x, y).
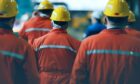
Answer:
top-left (38, 0), bottom-right (53, 10)
top-left (0, 0), bottom-right (18, 18)
top-left (128, 11), bottom-right (136, 22)
top-left (50, 6), bottom-right (71, 21)
top-left (104, 0), bottom-right (129, 17)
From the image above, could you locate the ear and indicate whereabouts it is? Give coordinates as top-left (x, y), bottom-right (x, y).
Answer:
top-left (33, 11), bottom-right (39, 16)
top-left (103, 16), bottom-right (108, 24)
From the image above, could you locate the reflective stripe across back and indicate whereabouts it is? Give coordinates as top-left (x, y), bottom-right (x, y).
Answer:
top-left (36, 45), bottom-right (76, 53)
top-left (87, 49), bottom-right (140, 57)
top-left (0, 50), bottom-right (24, 60)
top-left (25, 28), bottom-right (50, 32)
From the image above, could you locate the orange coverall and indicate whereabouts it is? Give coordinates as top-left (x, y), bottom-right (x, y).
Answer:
top-left (70, 29), bottom-right (140, 84)
top-left (125, 28), bottom-right (140, 38)
top-left (0, 29), bottom-right (39, 84)
top-left (19, 17), bottom-right (52, 45)
top-left (33, 28), bottom-right (81, 84)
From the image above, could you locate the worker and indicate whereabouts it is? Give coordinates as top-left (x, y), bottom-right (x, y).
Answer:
top-left (125, 11), bottom-right (140, 38)
top-left (33, 6), bottom-right (81, 84)
top-left (19, 0), bottom-right (54, 45)
top-left (84, 11), bottom-right (106, 38)
top-left (70, 0), bottom-right (140, 84)
top-left (0, 0), bottom-right (39, 84)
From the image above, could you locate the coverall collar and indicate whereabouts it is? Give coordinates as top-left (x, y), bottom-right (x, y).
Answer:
top-left (101, 29), bottom-right (127, 34)
top-left (0, 28), bottom-right (13, 35)
top-left (50, 28), bottom-right (67, 33)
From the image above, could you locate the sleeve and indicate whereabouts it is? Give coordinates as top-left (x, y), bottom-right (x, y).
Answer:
top-left (73, 40), bottom-right (81, 53)
top-left (32, 39), bottom-right (39, 51)
top-left (77, 41), bottom-right (81, 49)
top-left (19, 23), bottom-right (28, 41)
top-left (32, 38), bottom-right (41, 68)
top-left (32, 38), bottom-right (40, 56)
top-left (70, 41), bottom-right (89, 84)
top-left (23, 45), bottom-right (40, 84)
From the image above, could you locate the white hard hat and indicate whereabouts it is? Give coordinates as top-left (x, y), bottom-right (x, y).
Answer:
top-left (92, 11), bottom-right (103, 19)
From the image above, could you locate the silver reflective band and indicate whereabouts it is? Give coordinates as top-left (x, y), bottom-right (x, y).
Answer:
top-left (0, 50), bottom-right (24, 60)
top-left (87, 49), bottom-right (140, 57)
top-left (36, 45), bottom-right (76, 53)
top-left (25, 28), bottom-right (50, 32)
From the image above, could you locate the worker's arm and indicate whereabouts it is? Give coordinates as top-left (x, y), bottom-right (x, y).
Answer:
top-left (70, 41), bottom-right (89, 84)
top-left (19, 23), bottom-right (28, 41)
top-left (32, 39), bottom-right (39, 58)
top-left (23, 45), bottom-right (40, 84)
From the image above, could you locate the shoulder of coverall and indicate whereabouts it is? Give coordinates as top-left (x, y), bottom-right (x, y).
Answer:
top-left (23, 16), bottom-right (51, 28)
top-left (83, 29), bottom-right (128, 45)
top-left (50, 28), bottom-right (81, 42)
top-left (19, 16), bottom-right (47, 33)
top-left (32, 34), bottom-right (47, 49)
top-left (125, 28), bottom-right (140, 38)
top-left (49, 28), bottom-right (67, 33)
top-left (33, 28), bottom-right (81, 51)
top-left (0, 30), bottom-right (34, 60)
top-left (19, 21), bottom-right (29, 32)
top-left (0, 28), bottom-right (13, 35)
top-left (81, 28), bottom-right (140, 50)
top-left (100, 29), bottom-right (127, 35)
top-left (25, 17), bottom-right (40, 25)
top-left (23, 16), bottom-right (41, 25)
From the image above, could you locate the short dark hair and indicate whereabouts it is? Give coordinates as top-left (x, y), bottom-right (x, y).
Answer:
top-left (53, 21), bottom-right (68, 26)
top-left (0, 17), bottom-right (15, 22)
top-left (107, 16), bottom-right (128, 24)
top-left (0, 17), bottom-right (15, 30)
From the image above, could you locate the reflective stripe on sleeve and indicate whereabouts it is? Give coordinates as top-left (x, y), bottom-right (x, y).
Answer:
top-left (86, 49), bottom-right (140, 57)
top-left (25, 28), bottom-right (51, 32)
top-left (36, 45), bottom-right (76, 53)
top-left (0, 50), bottom-right (24, 60)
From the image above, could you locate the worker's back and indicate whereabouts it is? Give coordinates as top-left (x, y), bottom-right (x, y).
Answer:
top-left (33, 28), bottom-right (80, 84)
top-left (70, 29), bottom-right (140, 84)
top-left (19, 16), bottom-right (52, 45)
top-left (70, 0), bottom-right (140, 83)
top-left (0, 29), bottom-right (39, 84)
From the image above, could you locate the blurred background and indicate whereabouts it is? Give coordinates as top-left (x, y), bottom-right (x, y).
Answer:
top-left (14, 0), bottom-right (140, 40)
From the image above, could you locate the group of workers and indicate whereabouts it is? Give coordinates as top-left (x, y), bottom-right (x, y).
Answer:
top-left (0, 0), bottom-right (140, 84)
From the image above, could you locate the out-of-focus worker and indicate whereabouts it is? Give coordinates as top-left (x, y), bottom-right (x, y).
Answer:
top-left (125, 11), bottom-right (140, 38)
top-left (84, 11), bottom-right (106, 38)
top-left (70, 0), bottom-right (140, 84)
top-left (19, 0), bottom-right (54, 45)
top-left (0, 0), bottom-right (39, 84)
top-left (33, 6), bottom-right (81, 84)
